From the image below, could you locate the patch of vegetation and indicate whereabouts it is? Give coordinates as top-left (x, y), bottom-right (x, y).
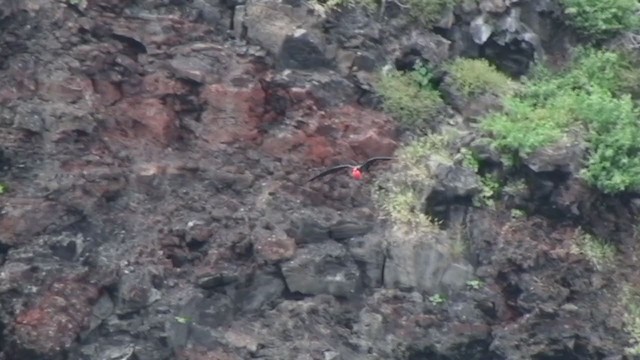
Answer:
top-left (465, 279), bottom-right (484, 290)
top-left (315, 0), bottom-right (377, 11)
top-left (459, 147), bottom-right (480, 171)
top-left (481, 47), bottom-right (640, 193)
top-left (447, 58), bottom-right (517, 97)
top-left (510, 208), bottom-right (526, 219)
top-left (0, 183), bottom-right (6, 195)
top-left (404, 0), bottom-right (460, 25)
top-left (376, 63), bottom-right (445, 131)
top-left (174, 316), bottom-right (192, 324)
top-left (503, 179), bottom-right (528, 197)
top-left (428, 293), bottom-right (446, 305)
top-left (373, 133), bottom-right (452, 232)
top-left (575, 89), bottom-right (640, 193)
top-left (570, 230), bottom-right (616, 271)
top-left (475, 173), bottom-right (501, 208)
top-left (482, 93), bottom-right (577, 156)
top-left (622, 286), bottom-right (640, 355)
top-left (559, 0), bottom-right (640, 39)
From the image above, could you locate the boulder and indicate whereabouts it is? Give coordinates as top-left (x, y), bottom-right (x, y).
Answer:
top-left (383, 229), bottom-right (473, 293)
top-left (238, 0), bottom-right (332, 69)
top-left (280, 240), bottom-right (361, 298)
top-left (522, 129), bottom-right (587, 174)
top-left (345, 230), bottom-right (385, 288)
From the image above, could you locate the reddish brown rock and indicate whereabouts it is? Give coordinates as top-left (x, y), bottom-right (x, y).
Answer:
top-left (348, 129), bottom-right (398, 159)
top-left (305, 136), bottom-right (335, 165)
top-left (92, 79), bottom-right (122, 106)
top-left (259, 130), bottom-right (307, 158)
top-left (142, 71), bottom-right (191, 97)
top-left (0, 199), bottom-right (79, 247)
top-left (114, 97), bottom-right (179, 145)
top-left (199, 84), bottom-right (264, 145)
top-left (12, 277), bottom-right (100, 356)
top-left (37, 72), bottom-right (94, 103)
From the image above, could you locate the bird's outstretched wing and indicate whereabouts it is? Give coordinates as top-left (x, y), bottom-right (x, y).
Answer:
top-left (307, 164), bottom-right (352, 182)
top-left (360, 157), bottom-right (394, 172)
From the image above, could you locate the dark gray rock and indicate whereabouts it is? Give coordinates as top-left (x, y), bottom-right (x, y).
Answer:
top-left (168, 55), bottom-right (215, 84)
top-left (234, 272), bottom-right (286, 311)
top-left (328, 219), bottom-right (373, 241)
top-left (279, 29), bottom-right (331, 70)
top-left (286, 208), bottom-right (341, 244)
top-left (345, 231), bottom-right (385, 288)
top-left (83, 293), bottom-right (115, 337)
top-left (433, 163), bottom-right (482, 198)
top-left (383, 229), bottom-right (473, 293)
top-left (241, 0), bottom-right (327, 60)
top-left (280, 240), bottom-right (362, 298)
top-left (522, 129), bottom-right (587, 174)
top-left (116, 269), bottom-right (162, 314)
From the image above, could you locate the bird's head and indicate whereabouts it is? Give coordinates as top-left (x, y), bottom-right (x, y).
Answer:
top-left (351, 167), bottom-right (363, 180)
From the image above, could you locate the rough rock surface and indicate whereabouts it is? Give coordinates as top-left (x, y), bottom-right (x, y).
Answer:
top-left (0, 0), bottom-right (638, 359)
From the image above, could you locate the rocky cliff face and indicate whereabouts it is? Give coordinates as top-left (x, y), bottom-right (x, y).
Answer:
top-left (1, 0), bottom-right (638, 359)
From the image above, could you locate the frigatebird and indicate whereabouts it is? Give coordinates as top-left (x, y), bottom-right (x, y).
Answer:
top-left (307, 157), bottom-right (394, 182)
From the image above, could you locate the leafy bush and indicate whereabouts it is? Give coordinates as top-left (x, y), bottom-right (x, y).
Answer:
top-left (447, 58), bottom-right (516, 97)
top-left (576, 89), bottom-right (640, 193)
top-left (559, 0), bottom-right (640, 39)
top-left (481, 48), bottom-right (640, 193)
top-left (482, 91), bottom-right (579, 155)
top-left (376, 64), bottom-right (445, 129)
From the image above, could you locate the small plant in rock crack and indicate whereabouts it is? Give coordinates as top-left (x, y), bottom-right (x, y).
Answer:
top-left (0, 183), bottom-right (7, 195)
top-left (459, 147), bottom-right (480, 173)
top-left (510, 208), bottom-right (526, 219)
top-left (502, 179), bottom-right (528, 197)
top-left (621, 285), bottom-right (640, 355)
top-left (428, 293), bottom-right (446, 305)
top-left (473, 173), bottom-right (501, 208)
top-left (174, 316), bottom-right (192, 324)
top-left (465, 279), bottom-right (484, 290)
top-left (570, 230), bottom-right (616, 271)
top-left (316, 0), bottom-right (377, 11)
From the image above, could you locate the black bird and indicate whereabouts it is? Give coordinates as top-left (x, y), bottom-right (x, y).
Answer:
top-left (307, 157), bottom-right (394, 182)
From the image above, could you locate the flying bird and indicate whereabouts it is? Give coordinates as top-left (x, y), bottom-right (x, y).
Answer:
top-left (307, 157), bottom-right (394, 183)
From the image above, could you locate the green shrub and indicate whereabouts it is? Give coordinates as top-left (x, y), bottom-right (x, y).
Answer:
top-left (562, 47), bottom-right (638, 94)
top-left (576, 89), bottom-right (640, 193)
top-left (559, 0), bottom-right (640, 39)
top-left (447, 58), bottom-right (516, 97)
top-left (376, 64), bottom-right (445, 129)
top-left (481, 91), bottom-right (578, 156)
top-left (481, 47), bottom-right (640, 193)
